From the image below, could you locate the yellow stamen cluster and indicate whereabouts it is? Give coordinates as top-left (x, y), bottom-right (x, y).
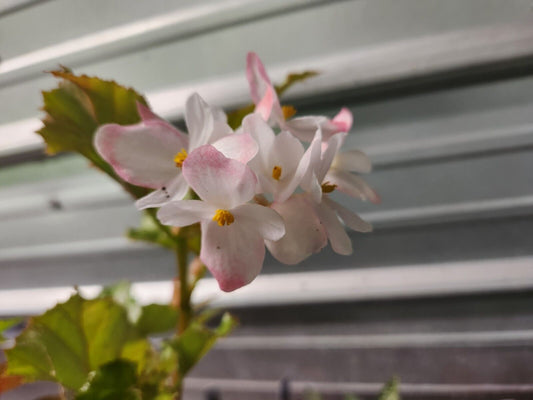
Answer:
top-left (321, 182), bottom-right (337, 193)
top-left (272, 165), bottom-right (282, 181)
top-left (174, 148), bottom-right (188, 168)
top-left (213, 209), bottom-right (235, 226)
top-left (282, 105), bottom-right (296, 120)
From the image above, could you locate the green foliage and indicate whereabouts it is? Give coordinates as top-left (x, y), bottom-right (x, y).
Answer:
top-left (5, 294), bottom-right (150, 390)
top-left (274, 70), bottom-right (319, 97)
top-left (377, 377), bottom-right (400, 400)
top-left (136, 304), bottom-right (179, 336)
top-left (127, 214), bottom-right (176, 250)
top-left (75, 360), bottom-right (141, 400)
top-left (169, 312), bottom-right (237, 376)
top-left (99, 281), bottom-right (141, 323)
top-left (0, 318), bottom-right (21, 342)
top-left (37, 68), bottom-right (150, 200)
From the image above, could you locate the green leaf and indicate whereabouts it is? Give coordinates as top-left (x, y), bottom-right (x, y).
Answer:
top-left (37, 68), bottom-right (150, 200)
top-left (171, 312), bottom-right (237, 376)
top-left (136, 304), bottom-right (179, 336)
top-left (226, 104), bottom-right (255, 130)
top-left (127, 214), bottom-right (176, 250)
top-left (377, 377), bottom-right (400, 400)
top-left (75, 360), bottom-right (141, 400)
top-left (0, 318), bottom-right (22, 341)
top-left (274, 70), bottom-right (319, 97)
top-left (5, 294), bottom-right (149, 390)
top-left (99, 281), bottom-right (141, 323)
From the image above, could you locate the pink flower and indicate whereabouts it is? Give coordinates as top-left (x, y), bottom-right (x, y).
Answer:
top-left (157, 145), bottom-right (285, 292)
top-left (94, 93), bottom-right (258, 209)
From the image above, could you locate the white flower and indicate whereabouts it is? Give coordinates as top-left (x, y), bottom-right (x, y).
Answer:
top-left (94, 94), bottom-right (258, 209)
top-left (157, 145), bottom-right (285, 292)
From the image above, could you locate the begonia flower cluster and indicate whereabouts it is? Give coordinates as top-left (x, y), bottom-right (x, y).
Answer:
top-left (95, 53), bottom-right (378, 292)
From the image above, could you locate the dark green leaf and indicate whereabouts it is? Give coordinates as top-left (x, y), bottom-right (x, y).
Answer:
top-left (377, 377), bottom-right (400, 400)
top-left (5, 294), bottom-right (150, 390)
top-left (75, 360), bottom-right (141, 400)
top-left (136, 304), bottom-right (179, 335)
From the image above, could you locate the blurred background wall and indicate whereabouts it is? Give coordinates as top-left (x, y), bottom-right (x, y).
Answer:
top-left (1, 1), bottom-right (533, 398)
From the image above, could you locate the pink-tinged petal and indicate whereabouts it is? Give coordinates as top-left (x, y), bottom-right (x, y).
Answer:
top-left (244, 113), bottom-right (275, 164)
top-left (332, 107), bottom-right (353, 132)
top-left (295, 127), bottom-right (322, 196)
top-left (284, 116), bottom-right (324, 142)
top-left (317, 132), bottom-right (345, 183)
top-left (323, 197), bottom-right (372, 233)
top-left (157, 200), bottom-right (215, 227)
top-left (332, 150), bottom-right (372, 173)
top-left (326, 170), bottom-right (381, 204)
top-left (136, 102), bottom-right (159, 121)
top-left (232, 203), bottom-right (285, 241)
top-left (246, 52), bottom-right (283, 123)
top-left (315, 201), bottom-right (353, 255)
top-left (185, 93), bottom-right (215, 150)
top-left (182, 145), bottom-right (257, 209)
top-left (246, 52), bottom-right (273, 104)
top-left (94, 121), bottom-right (187, 188)
top-left (135, 174), bottom-right (189, 210)
top-left (213, 132), bottom-right (258, 164)
top-left (265, 194), bottom-right (327, 265)
top-left (201, 219), bottom-right (265, 292)
top-left (255, 85), bottom-right (276, 121)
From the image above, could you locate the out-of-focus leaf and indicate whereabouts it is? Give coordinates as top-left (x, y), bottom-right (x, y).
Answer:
top-left (0, 318), bottom-right (22, 341)
top-left (127, 214), bottom-right (176, 250)
top-left (5, 294), bottom-right (149, 390)
top-left (0, 364), bottom-right (24, 395)
top-left (227, 104), bottom-right (255, 130)
top-left (99, 281), bottom-right (141, 323)
top-left (37, 68), bottom-right (150, 200)
top-left (136, 304), bottom-right (179, 336)
top-left (49, 70), bottom-right (148, 126)
top-left (377, 377), bottom-right (400, 400)
top-left (171, 312), bottom-right (237, 376)
top-left (75, 360), bottom-right (141, 400)
top-left (274, 70), bottom-right (319, 96)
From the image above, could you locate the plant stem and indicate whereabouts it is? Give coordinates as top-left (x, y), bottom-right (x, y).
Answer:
top-left (173, 234), bottom-right (191, 400)
top-left (175, 235), bottom-right (191, 333)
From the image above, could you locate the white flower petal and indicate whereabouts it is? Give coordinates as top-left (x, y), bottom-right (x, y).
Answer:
top-left (266, 194), bottom-right (327, 265)
top-left (135, 174), bottom-right (189, 210)
top-left (284, 116), bottom-right (324, 142)
top-left (315, 201), bottom-right (353, 255)
top-left (157, 200), bottom-right (215, 227)
top-left (94, 120), bottom-right (188, 188)
top-left (326, 170), bottom-right (380, 203)
top-left (185, 93), bottom-right (215, 150)
top-left (201, 219), bottom-right (265, 292)
top-left (323, 197), bottom-right (373, 233)
top-left (213, 132), bottom-right (258, 164)
top-left (332, 150), bottom-right (372, 173)
top-left (232, 203), bottom-right (285, 241)
top-left (317, 132), bottom-right (345, 183)
top-left (182, 145), bottom-right (257, 209)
